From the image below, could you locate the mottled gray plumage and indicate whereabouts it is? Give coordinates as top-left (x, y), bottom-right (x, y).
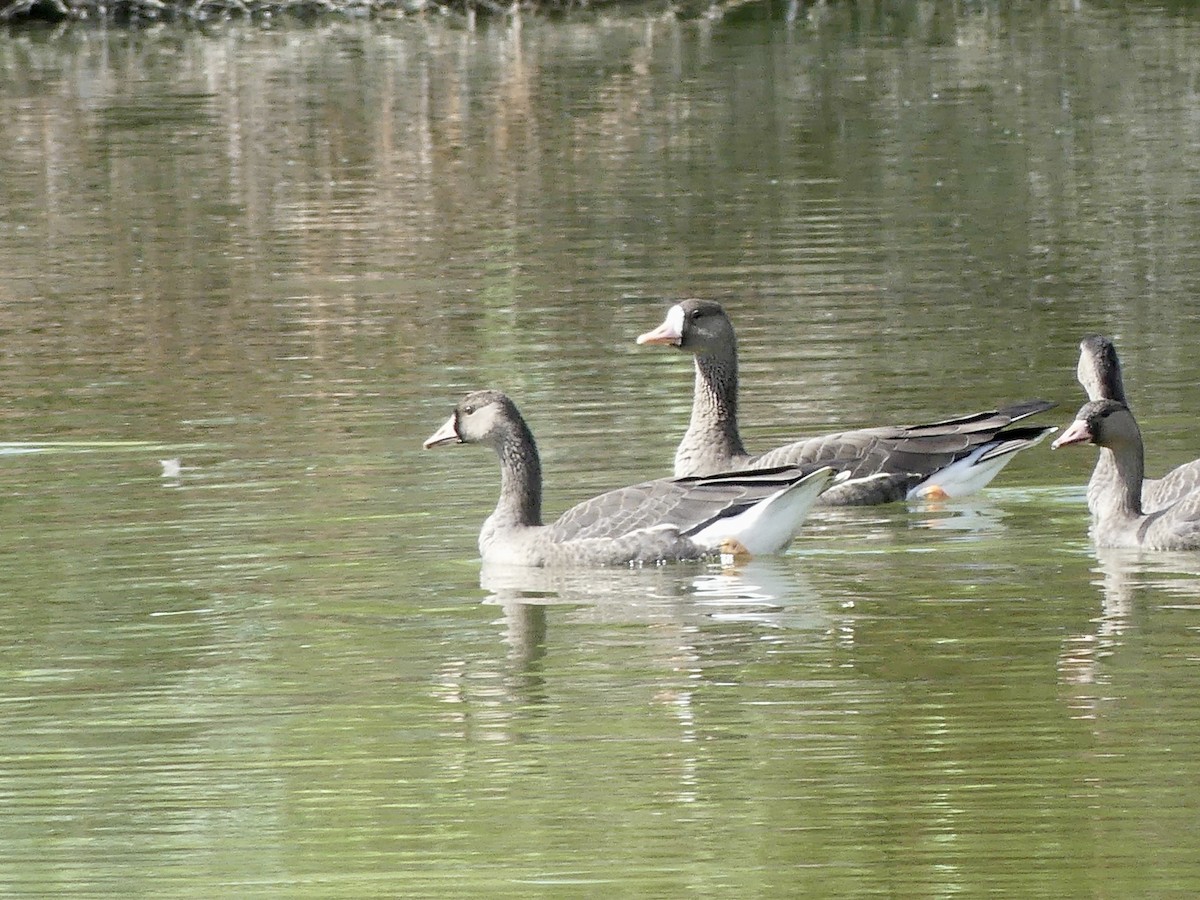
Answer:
top-left (424, 390), bottom-right (837, 567)
top-left (637, 299), bottom-right (1055, 505)
top-left (1076, 334), bottom-right (1200, 512)
top-left (1053, 399), bottom-right (1200, 550)
top-left (546, 465), bottom-right (831, 542)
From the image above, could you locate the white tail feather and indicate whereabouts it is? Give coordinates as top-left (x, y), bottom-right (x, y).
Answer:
top-left (905, 429), bottom-right (1053, 500)
top-left (691, 467), bottom-right (840, 555)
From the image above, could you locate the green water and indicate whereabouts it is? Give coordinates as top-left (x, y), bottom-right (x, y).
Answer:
top-left (2, 4), bottom-right (1200, 895)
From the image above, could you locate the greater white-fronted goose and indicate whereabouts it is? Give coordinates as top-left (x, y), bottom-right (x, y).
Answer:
top-left (1076, 334), bottom-right (1200, 512)
top-left (1052, 399), bottom-right (1200, 550)
top-left (423, 390), bottom-right (841, 567)
top-left (636, 299), bottom-right (1056, 505)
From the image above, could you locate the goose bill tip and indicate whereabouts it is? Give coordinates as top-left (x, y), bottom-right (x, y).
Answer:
top-left (423, 416), bottom-right (461, 449)
top-left (635, 325), bottom-right (682, 346)
top-left (1050, 420), bottom-right (1091, 450)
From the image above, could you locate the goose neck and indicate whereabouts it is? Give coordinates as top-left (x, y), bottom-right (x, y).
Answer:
top-left (689, 351), bottom-right (747, 458)
top-left (493, 421), bottom-right (543, 529)
top-left (1103, 436), bottom-right (1145, 520)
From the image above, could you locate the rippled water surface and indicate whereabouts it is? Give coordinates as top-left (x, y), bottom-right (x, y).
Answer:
top-left (3, 4), bottom-right (1200, 895)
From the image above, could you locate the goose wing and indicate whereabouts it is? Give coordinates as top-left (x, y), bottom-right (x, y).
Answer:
top-left (750, 401), bottom-right (1056, 480)
top-left (544, 464), bottom-right (836, 542)
top-left (1146, 460), bottom-right (1200, 511)
top-left (1144, 488), bottom-right (1200, 550)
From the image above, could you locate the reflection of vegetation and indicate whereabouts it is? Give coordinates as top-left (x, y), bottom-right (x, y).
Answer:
top-left (0, 0), bottom-right (769, 25)
top-left (1, 7), bottom-right (1199, 462)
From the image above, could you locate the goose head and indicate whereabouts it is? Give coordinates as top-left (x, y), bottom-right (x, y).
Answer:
top-left (636, 299), bottom-right (736, 357)
top-left (1052, 399), bottom-right (1140, 452)
top-left (424, 390), bottom-right (520, 451)
top-left (1077, 335), bottom-right (1128, 405)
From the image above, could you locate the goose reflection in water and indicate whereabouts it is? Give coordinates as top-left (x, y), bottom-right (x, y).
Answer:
top-left (1058, 547), bottom-right (1200, 715)
top-left (479, 556), bottom-right (832, 669)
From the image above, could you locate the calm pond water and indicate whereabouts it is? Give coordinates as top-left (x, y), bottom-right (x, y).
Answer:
top-left (3, 3), bottom-right (1200, 895)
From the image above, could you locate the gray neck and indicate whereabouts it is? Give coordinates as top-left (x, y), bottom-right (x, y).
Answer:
top-left (492, 422), bottom-right (543, 528)
top-left (1102, 434), bottom-right (1145, 521)
top-left (678, 350), bottom-right (748, 472)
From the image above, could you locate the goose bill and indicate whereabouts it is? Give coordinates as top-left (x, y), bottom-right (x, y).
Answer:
top-left (423, 414), bottom-right (462, 449)
top-left (636, 304), bottom-right (685, 346)
top-left (1051, 419), bottom-right (1092, 449)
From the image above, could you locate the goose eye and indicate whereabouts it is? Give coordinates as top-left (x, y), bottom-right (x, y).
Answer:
top-left (690, 308), bottom-right (702, 320)
top-left (463, 405), bottom-right (475, 416)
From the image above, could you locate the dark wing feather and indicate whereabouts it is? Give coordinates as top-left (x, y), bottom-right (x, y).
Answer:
top-left (898, 399), bottom-right (1055, 434)
top-left (973, 425), bottom-right (1059, 463)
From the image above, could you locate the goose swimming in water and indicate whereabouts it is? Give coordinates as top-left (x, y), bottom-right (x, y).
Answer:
top-left (1053, 398), bottom-right (1200, 551)
top-left (637, 299), bottom-right (1056, 505)
top-left (424, 389), bottom-right (842, 567)
top-left (1074, 334), bottom-right (1200, 513)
